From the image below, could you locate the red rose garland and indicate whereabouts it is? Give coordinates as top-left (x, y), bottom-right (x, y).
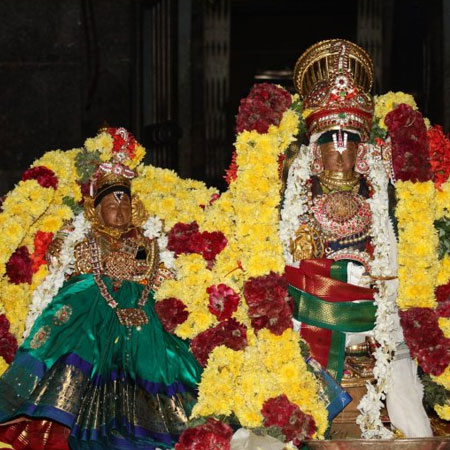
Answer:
top-left (236, 83), bottom-right (292, 134)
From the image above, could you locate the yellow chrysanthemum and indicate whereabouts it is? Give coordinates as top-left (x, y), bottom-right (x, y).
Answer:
top-left (434, 404), bottom-right (450, 421)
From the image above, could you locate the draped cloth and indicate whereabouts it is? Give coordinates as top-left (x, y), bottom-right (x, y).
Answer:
top-left (286, 260), bottom-right (376, 381)
top-left (0, 274), bottom-right (202, 450)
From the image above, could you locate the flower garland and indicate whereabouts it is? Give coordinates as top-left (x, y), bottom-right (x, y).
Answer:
top-left (356, 152), bottom-right (398, 439)
top-left (156, 85), bottom-right (328, 439)
top-left (23, 213), bottom-right (90, 338)
top-left (0, 149), bottom-right (81, 365)
top-left (396, 179), bottom-right (450, 419)
top-left (279, 145), bottom-right (312, 265)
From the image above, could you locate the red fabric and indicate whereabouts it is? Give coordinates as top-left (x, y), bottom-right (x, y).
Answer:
top-left (301, 325), bottom-right (333, 369)
top-left (285, 261), bottom-right (374, 302)
top-left (286, 260), bottom-right (375, 370)
top-left (0, 419), bottom-right (70, 450)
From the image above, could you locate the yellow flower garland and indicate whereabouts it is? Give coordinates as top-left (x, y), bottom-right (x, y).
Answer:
top-left (155, 105), bottom-right (328, 435)
top-left (396, 179), bottom-right (450, 417)
top-left (0, 149), bottom-right (81, 372)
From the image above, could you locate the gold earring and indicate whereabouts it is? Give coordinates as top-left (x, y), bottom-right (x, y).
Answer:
top-left (131, 194), bottom-right (148, 227)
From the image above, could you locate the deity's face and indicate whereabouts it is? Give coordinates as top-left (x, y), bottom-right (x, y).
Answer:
top-left (319, 140), bottom-right (358, 174)
top-left (96, 192), bottom-right (132, 229)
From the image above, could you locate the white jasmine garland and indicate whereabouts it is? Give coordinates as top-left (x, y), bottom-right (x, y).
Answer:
top-left (23, 212), bottom-right (91, 339)
top-left (279, 145), bottom-right (312, 264)
top-left (356, 149), bottom-right (397, 439)
top-left (142, 216), bottom-right (175, 269)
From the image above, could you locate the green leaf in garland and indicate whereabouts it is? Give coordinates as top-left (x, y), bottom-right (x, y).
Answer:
top-left (291, 99), bottom-right (307, 138)
top-left (368, 121), bottom-right (388, 145)
top-left (75, 149), bottom-right (102, 184)
top-left (63, 196), bottom-right (83, 215)
top-left (435, 218), bottom-right (450, 259)
top-left (422, 373), bottom-right (450, 408)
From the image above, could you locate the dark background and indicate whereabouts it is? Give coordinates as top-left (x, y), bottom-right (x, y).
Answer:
top-left (0, 0), bottom-right (448, 194)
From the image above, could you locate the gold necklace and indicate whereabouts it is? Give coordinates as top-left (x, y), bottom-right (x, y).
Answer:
top-left (319, 171), bottom-right (360, 191)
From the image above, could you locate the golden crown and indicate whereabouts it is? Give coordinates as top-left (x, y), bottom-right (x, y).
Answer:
top-left (293, 39), bottom-right (375, 139)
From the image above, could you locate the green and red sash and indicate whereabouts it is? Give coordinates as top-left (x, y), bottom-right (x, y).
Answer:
top-left (286, 260), bottom-right (376, 382)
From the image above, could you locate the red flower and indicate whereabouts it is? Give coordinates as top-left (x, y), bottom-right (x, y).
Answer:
top-left (0, 314), bottom-right (18, 364)
top-left (400, 308), bottom-right (450, 375)
top-left (236, 83), bottom-right (292, 135)
top-left (192, 231), bottom-right (228, 262)
top-left (385, 104), bottom-right (432, 183)
top-left (436, 282), bottom-right (450, 303)
top-left (168, 222), bottom-right (200, 255)
top-left (107, 127), bottom-right (137, 160)
top-left (168, 222), bottom-right (227, 264)
top-left (6, 246), bottom-right (33, 285)
top-left (21, 166), bottom-right (58, 189)
top-left (224, 150), bottom-right (238, 185)
top-left (427, 125), bottom-right (450, 189)
top-left (243, 272), bottom-right (292, 335)
top-left (207, 284), bottom-right (240, 321)
top-left (31, 231), bottom-right (54, 272)
top-left (175, 418), bottom-right (233, 450)
top-left (155, 298), bottom-right (189, 334)
top-left (262, 394), bottom-right (316, 444)
top-left (190, 318), bottom-right (247, 367)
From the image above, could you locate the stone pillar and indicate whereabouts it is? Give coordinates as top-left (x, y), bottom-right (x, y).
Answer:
top-left (443, 1), bottom-right (450, 131)
top-left (202, 0), bottom-right (231, 186)
top-left (357, 0), bottom-right (393, 94)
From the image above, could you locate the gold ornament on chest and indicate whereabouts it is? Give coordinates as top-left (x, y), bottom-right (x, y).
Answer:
top-left (312, 191), bottom-right (372, 240)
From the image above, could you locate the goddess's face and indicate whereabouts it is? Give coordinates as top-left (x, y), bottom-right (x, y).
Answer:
top-left (96, 192), bottom-right (132, 228)
top-left (319, 140), bottom-right (358, 173)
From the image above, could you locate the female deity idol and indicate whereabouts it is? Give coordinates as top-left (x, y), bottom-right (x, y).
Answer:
top-left (0, 159), bottom-right (202, 449)
top-left (281, 39), bottom-right (432, 437)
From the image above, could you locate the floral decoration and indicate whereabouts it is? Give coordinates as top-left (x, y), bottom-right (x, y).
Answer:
top-left (155, 85), bottom-right (327, 438)
top-left (154, 298), bottom-right (189, 334)
top-left (373, 91), bottom-right (418, 132)
top-left (385, 104), bottom-right (431, 183)
top-left (395, 174), bottom-right (450, 418)
top-left (0, 314), bottom-right (17, 364)
top-left (243, 272), bottom-right (292, 336)
top-left (235, 82), bottom-right (292, 134)
top-left (262, 394), bottom-right (316, 444)
top-left (22, 166), bottom-right (58, 190)
top-left (427, 125), bottom-right (450, 189)
top-left (6, 246), bottom-right (33, 285)
top-left (175, 417), bottom-right (233, 450)
top-left (190, 318), bottom-right (247, 367)
top-left (207, 284), bottom-right (240, 321)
